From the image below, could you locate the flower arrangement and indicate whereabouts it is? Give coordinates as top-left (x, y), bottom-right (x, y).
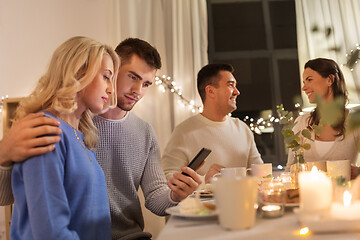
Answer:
top-left (276, 104), bottom-right (321, 164)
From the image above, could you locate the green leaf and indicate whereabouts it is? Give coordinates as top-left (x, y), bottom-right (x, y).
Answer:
top-left (283, 121), bottom-right (298, 130)
top-left (279, 118), bottom-right (289, 125)
top-left (317, 96), bottom-right (345, 126)
top-left (348, 109), bottom-right (360, 131)
top-left (347, 49), bottom-right (360, 68)
top-left (292, 145), bottom-right (301, 152)
top-left (284, 132), bottom-right (300, 144)
top-left (334, 176), bottom-right (346, 186)
top-left (313, 125), bottom-right (324, 135)
top-left (302, 143), bottom-right (311, 150)
top-left (286, 111), bottom-right (293, 120)
top-left (276, 104), bottom-right (285, 116)
top-left (287, 139), bottom-right (300, 148)
top-left (281, 129), bottom-right (294, 138)
top-left (301, 129), bottom-right (313, 141)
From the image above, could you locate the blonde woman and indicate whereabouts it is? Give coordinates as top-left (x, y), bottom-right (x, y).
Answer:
top-left (10, 36), bottom-right (119, 240)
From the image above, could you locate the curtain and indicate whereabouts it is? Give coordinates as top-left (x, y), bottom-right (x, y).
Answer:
top-left (108, 1), bottom-right (208, 237)
top-left (296, 0), bottom-right (360, 108)
top-left (109, 0), bottom-right (208, 151)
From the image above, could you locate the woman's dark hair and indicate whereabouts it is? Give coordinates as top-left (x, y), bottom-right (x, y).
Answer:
top-left (304, 58), bottom-right (348, 137)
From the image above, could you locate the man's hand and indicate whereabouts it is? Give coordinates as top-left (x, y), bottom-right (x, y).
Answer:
top-left (351, 164), bottom-right (360, 180)
top-left (205, 163), bottom-right (225, 183)
top-left (168, 166), bottom-right (202, 202)
top-left (0, 112), bottom-right (62, 166)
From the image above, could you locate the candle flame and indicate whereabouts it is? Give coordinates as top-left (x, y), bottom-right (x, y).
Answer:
top-left (311, 166), bottom-right (318, 173)
top-left (343, 190), bottom-right (352, 207)
top-left (299, 227), bottom-right (309, 235)
top-left (262, 205), bottom-right (281, 211)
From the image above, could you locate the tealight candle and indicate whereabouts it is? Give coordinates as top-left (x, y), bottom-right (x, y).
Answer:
top-left (331, 190), bottom-right (360, 220)
top-left (259, 180), bottom-right (285, 218)
top-left (261, 205), bottom-right (282, 218)
top-left (299, 166), bottom-right (332, 212)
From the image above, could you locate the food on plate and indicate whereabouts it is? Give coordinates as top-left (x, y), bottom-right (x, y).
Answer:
top-left (203, 202), bottom-right (216, 211)
top-left (179, 197), bottom-right (216, 215)
top-left (179, 197), bottom-right (202, 214)
top-left (286, 188), bottom-right (300, 203)
top-left (200, 191), bottom-right (212, 195)
top-left (194, 183), bottom-right (213, 196)
top-left (203, 183), bottom-right (213, 193)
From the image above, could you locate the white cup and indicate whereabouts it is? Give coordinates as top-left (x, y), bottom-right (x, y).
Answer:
top-left (213, 177), bottom-right (258, 230)
top-left (213, 167), bottom-right (247, 179)
top-left (327, 160), bottom-right (351, 181)
top-left (251, 163), bottom-right (272, 177)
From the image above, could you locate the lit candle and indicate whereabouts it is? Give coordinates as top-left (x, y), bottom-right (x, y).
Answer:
top-left (262, 205), bottom-right (281, 211)
top-left (261, 205), bottom-right (282, 218)
top-left (331, 190), bottom-right (360, 220)
top-left (299, 166), bottom-right (332, 212)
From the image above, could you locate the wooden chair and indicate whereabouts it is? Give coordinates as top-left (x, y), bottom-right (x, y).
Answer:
top-left (2, 98), bottom-right (22, 240)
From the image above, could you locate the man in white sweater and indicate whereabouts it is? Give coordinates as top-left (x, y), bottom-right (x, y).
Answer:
top-left (0, 38), bottom-right (201, 240)
top-left (161, 63), bottom-right (263, 183)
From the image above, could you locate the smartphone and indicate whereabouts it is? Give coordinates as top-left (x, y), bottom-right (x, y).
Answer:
top-left (182, 148), bottom-right (212, 176)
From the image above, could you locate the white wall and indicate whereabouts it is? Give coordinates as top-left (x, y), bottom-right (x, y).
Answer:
top-left (0, 0), bottom-right (113, 99)
top-left (0, 1), bottom-right (165, 238)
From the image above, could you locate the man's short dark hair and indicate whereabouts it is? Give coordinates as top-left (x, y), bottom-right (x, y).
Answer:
top-left (115, 38), bottom-right (161, 69)
top-left (197, 63), bottom-right (234, 102)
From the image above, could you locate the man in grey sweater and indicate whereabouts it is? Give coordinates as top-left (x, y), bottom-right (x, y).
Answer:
top-left (0, 38), bottom-right (201, 240)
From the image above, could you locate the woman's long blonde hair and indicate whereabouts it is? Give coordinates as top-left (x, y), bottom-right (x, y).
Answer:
top-left (14, 36), bottom-right (120, 149)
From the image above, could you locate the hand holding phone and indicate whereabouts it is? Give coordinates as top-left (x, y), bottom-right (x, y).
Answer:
top-left (182, 148), bottom-right (212, 176)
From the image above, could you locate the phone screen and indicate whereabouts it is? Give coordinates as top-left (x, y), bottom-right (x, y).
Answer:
top-left (182, 148), bottom-right (212, 176)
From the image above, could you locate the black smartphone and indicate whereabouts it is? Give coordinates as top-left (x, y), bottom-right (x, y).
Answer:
top-left (182, 148), bottom-right (212, 176)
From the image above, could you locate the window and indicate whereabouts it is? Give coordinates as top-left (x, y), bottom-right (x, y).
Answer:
top-left (207, 0), bottom-right (301, 166)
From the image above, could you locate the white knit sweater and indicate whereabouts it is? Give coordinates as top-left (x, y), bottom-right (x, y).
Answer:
top-left (286, 113), bottom-right (360, 169)
top-left (161, 114), bottom-right (263, 180)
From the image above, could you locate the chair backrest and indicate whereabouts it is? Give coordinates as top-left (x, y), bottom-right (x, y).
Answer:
top-left (1, 97), bottom-right (22, 240)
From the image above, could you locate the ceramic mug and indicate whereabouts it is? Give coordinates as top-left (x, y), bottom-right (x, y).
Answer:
top-left (251, 163), bottom-right (272, 177)
top-left (212, 167), bottom-right (247, 179)
top-left (327, 160), bottom-right (351, 181)
top-left (213, 176), bottom-right (258, 230)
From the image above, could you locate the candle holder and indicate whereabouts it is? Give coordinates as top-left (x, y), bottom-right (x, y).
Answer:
top-left (332, 176), bottom-right (350, 204)
top-left (258, 180), bottom-right (285, 218)
top-left (280, 172), bottom-right (292, 189)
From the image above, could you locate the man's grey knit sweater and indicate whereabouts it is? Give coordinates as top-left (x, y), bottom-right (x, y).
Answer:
top-left (93, 113), bottom-right (176, 240)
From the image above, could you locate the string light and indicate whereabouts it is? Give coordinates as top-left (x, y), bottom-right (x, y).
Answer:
top-left (242, 103), bottom-right (308, 135)
top-left (155, 75), bottom-right (202, 113)
top-left (344, 43), bottom-right (360, 69)
top-left (154, 74), bottom-right (321, 135)
top-left (243, 114), bottom-right (279, 135)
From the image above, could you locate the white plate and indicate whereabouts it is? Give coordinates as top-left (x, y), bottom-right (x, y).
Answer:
top-left (294, 208), bottom-right (360, 233)
top-left (165, 206), bottom-right (217, 218)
